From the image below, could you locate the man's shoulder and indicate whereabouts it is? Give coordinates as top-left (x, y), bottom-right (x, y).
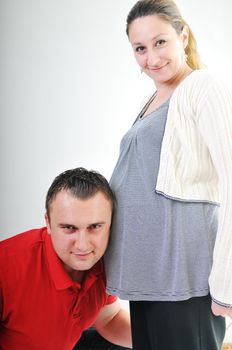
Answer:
top-left (0, 227), bottom-right (47, 259)
top-left (0, 227), bottom-right (48, 288)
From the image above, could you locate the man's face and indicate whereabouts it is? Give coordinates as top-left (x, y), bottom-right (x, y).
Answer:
top-left (45, 190), bottom-right (112, 282)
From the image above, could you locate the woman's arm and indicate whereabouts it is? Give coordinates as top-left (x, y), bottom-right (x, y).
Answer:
top-left (197, 76), bottom-right (232, 311)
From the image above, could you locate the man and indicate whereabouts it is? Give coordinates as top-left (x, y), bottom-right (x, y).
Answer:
top-left (0, 167), bottom-right (132, 350)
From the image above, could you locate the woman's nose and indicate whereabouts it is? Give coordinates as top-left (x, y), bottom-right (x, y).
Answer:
top-left (147, 49), bottom-right (160, 67)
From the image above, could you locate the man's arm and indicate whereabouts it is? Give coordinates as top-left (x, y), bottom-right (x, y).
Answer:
top-left (93, 299), bottom-right (132, 348)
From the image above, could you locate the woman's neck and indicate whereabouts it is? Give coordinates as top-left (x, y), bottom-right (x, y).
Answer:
top-left (155, 65), bottom-right (193, 100)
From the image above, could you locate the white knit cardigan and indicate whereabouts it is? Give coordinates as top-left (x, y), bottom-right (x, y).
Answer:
top-left (155, 69), bottom-right (232, 306)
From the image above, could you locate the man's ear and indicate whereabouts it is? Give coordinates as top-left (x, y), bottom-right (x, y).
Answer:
top-left (45, 213), bottom-right (51, 234)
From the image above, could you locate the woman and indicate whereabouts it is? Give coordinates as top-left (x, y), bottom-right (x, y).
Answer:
top-left (105, 0), bottom-right (232, 349)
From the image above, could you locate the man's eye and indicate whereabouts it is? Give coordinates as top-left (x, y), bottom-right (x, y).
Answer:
top-left (63, 225), bottom-right (76, 232)
top-left (89, 224), bottom-right (102, 230)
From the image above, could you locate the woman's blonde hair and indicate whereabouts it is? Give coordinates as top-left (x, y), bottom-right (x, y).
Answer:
top-left (126, 0), bottom-right (205, 69)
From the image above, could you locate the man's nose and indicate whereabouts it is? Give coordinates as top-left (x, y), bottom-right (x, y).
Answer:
top-left (74, 230), bottom-right (89, 251)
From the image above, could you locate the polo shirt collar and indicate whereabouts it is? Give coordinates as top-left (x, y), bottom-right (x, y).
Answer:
top-left (44, 230), bottom-right (104, 290)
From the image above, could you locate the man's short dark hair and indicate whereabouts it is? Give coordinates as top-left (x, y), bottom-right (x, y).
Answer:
top-left (45, 167), bottom-right (115, 216)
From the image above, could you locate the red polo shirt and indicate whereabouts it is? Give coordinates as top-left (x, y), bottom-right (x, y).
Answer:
top-left (0, 227), bottom-right (116, 350)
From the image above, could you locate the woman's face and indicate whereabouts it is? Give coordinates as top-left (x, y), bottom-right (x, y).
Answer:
top-left (128, 14), bottom-right (189, 86)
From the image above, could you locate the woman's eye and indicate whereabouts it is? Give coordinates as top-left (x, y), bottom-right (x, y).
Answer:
top-left (155, 39), bottom-right (166, 47)
top-left (135, 46), bottom-right (145, 53)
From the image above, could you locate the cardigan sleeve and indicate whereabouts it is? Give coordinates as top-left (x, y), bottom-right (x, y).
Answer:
top-left (197, 76), bottom-right (232, 306)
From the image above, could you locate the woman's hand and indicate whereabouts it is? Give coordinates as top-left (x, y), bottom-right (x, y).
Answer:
top-left (211, 301), bottom-right (232, 318)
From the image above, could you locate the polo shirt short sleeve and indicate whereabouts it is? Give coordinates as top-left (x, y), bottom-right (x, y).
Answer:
top-left (0, 227), bottom-right (117, 350)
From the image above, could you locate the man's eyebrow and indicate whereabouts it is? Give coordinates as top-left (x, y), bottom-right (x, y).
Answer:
top-left (57, 222), bottom-right (106, 228)
top-left (58, 223), bottom-right (78, 228)
top-left (88, 221), bottom-right (106, 227)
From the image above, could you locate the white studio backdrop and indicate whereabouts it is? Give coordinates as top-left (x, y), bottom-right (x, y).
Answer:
top-left (1, 0), bottom-right (232, 237)
top-left (1, 0), bottom-right (232, 341)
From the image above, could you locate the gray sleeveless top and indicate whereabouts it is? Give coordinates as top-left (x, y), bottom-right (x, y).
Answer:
top-left (105, 97), bottom-right (218, 301)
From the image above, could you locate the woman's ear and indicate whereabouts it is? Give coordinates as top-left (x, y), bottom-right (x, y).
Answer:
top-left (181, 25), bottom-right (189, 49)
